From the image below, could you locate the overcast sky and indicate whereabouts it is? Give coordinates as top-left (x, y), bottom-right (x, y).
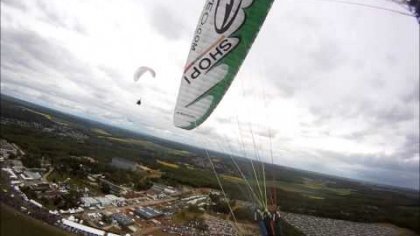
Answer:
top-left (1, 0), bottom-right (418, 189)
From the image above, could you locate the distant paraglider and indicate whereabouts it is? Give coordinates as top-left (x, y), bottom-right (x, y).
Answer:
top-left (133, 66), bottom-right (156, 106)
top-left (133, 66), bottom-right (156, 82)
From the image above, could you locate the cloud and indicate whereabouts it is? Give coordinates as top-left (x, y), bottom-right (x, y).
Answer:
top-left (309, 39), bottom-right (346, 72)
top-left (148, 4), bottom-right (187, 40)
top-left (35, 0), bottom-right (87, 34)
top-left (305, 149), bottom-right (419, 189)
top-left (402, 82), bottom-right (419, 103)
top-left (1, 0), bottom-right (27, 10)
top-left (1, 28), bottom-right (86, 74)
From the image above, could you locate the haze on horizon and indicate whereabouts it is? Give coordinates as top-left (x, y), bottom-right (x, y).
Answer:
top-left (1, 0), bottom-right (418, 189)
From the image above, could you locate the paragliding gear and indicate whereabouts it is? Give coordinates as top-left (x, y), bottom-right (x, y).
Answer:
top-left (273, 210), bottom-right (282, 236)
top-left (194, 121), bottom-right (241, 235)
top-left (255, 209), bottom-right (268, 236)
top-left (254, 209), bottom-right (282, 236)
top-left (174, 0), bottom-right (275, 130)
top-left (263, 210), bottom-right (275, 236)
top-left (258, 221), bottom-right (269, 236)
top-left (174, 0), bottom-right (277, 234)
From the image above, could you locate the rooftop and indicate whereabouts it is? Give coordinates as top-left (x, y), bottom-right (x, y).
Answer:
top-left (22, 171), bottom-right (42, 180)
top-left (134, 206), bottom-right (162, 219)
top-left (111, 213), bottom-right (134, 226)
top-left (62, 219), bottom-right (105, 236)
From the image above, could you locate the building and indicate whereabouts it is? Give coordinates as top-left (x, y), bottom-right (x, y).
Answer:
top-left (10, 180), bottom-right (22, 185)
top-left (107, 233), bottom-right (121, 236)
top-left (87, 175), bottom-right (96, 182)
top-left (111, 213), bottom-right (134, 227)
top-left (150, 184), bottom-right (166, 193)
top-left (104, 194), bottom-right (125, 206)
top-left (81, 195), bottom-right (125, 208)
top-left (150, 183), bottom-right (178, 195)
top-left (10, 160), bottom-right (24, 173)
top-left (42, 190), bottom-right (63, 199)
top-left (61, 219), bottom-right (105, 236)
top-left (1, 168), bottom-right (18, 179)
top-left (21, 170), bottom-right (42, 181)
top-left (95, 196), bottom-right (112, 206)
top-left (81, 197), bottom-right (100, 208)
top-left (29, 199), bottom-right (43, 208)
top-left (182, 195), bottom-right (208, 203)
top-left (134, 207), bottom-right (163, 219)
top-left (186, 196), bottom-right (208, 205)
top-left (0, 140), bottom-right (18, 158)
top-left (164, 187), bottom-right (177, 195)
top-left (30, 182), bottom-right (50, 191)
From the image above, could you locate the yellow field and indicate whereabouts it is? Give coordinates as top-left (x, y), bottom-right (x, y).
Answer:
top-left (221, 175), bottom-right (245, 183)
top-left (157, 160), bottom-right (179, 169)
top-left (99, 136), bottom-right (169, 151)
top-left (169, 149), bottom-right (190, 156)
top-left (329, 188), bottom-right (352, 196)
top-left (99, 136), bottom-right (151, 146)
top-left (138, 164), bottom-right (152, 171)
top-left (184, 163), bottom-right (195, 170)
top-left (303, 178), bottom-right (352, 196)
top-left (21, 107), bottom-right (52, 120)
top-left (304, 182), bottom-right (326, 190)
top-left (91, 128), bottom-right (111, 136)
top-left (173, 211), bottom-right (203, 224)
top-left (306, 195), bottom-right (325, 200)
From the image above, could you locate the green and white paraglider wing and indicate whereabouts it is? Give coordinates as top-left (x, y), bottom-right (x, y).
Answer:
top-left (174, 0), bottom-right (274, 130)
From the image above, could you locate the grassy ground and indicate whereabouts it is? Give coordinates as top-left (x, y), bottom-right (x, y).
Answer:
top-left (0, 204), bottom-right (72, 236)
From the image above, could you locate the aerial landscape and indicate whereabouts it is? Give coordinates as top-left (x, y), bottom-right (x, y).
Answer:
top-left (1, 95), bottom-right (419, 236)
top-left (1, 0), bottom-right (419, 236)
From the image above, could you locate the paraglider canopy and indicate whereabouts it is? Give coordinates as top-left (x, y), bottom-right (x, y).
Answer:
top-left (133, 66), bottom-right (156, 82)
top-left (173, 0), bottom-right (275, 130)
top-left (133, 66), bottom-right (155, 106)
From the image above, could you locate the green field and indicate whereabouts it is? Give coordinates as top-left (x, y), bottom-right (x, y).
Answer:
top-left (0, 204), bottom-right (72, 236)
